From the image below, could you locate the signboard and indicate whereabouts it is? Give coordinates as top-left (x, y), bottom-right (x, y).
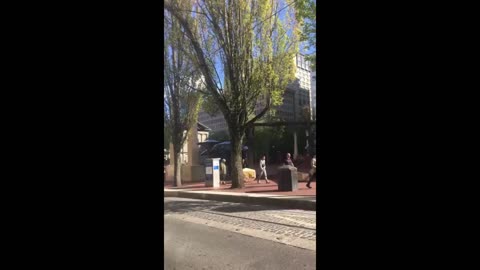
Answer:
top-left (213, 165), bottom-right (219, 170)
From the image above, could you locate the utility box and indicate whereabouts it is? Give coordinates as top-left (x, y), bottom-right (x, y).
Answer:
top-left (205, 158), bottom-right (221, 188)
top-left (277, 165), bottom-right (298, 191)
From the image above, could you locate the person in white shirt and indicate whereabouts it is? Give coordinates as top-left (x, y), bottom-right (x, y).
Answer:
top-left (257, 155), bottom-right (269, 184)
top-left (306, 155), bottom-right (316, 189)
top-left (220, 159), bottom-right (227, 185)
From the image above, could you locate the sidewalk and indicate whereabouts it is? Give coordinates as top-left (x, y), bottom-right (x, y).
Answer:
top-left (164, 178), bottom-right (316, 210)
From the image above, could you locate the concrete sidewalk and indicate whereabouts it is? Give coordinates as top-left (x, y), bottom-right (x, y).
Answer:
top-left (164, 164), bottom-right (317, 210)
top-left (164, 181), bottom-right (316, 211)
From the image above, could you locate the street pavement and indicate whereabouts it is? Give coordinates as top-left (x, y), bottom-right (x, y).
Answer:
top-left (164, 197), bottom-right (316, 270)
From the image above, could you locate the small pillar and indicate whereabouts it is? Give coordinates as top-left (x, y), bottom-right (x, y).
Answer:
top-left (277, 165), bottom-right (298, 191)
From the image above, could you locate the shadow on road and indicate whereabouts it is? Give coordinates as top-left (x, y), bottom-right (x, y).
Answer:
top-left (164, 199), bottom-right (316, 231)
top-left (164, 199), bottom-right (292, 215)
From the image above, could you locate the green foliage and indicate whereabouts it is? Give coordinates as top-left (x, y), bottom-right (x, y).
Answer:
top-left (295, 0), bottom-right (316, 43)
top-left (295, 0), bottom-right (316, 69)
top-left (252, 126), bottom-right (285, 160)
top-left (252, 125), bottom-right (310, 163)
top-left (248, 121), bottom-right (311, 162)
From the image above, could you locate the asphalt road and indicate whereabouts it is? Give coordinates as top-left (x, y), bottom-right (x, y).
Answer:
top-left (164, 197), bottom-right (316, 270)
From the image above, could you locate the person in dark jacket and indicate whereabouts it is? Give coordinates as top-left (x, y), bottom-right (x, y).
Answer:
top-left (284, 153), bottom-right (294, 166)
top-left (306, 155), bottom-right (316, 189)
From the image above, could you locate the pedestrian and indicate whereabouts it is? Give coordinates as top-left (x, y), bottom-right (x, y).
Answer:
top-left (257, 155), bottom-right (269, 184)
top-left (284, 153), bottom-right (294, 166)
top-left (242, 148), bottom-right (248, 168)
top-left (220, 158), bottom-right (227, 185)
top-left (306, 155), bottom-right (316, 189)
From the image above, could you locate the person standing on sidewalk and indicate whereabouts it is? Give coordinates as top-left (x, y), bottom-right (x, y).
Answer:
top-left (306, 155), bottom-right (316, 189)
top-left (284, 153), bottom-right (294, 166)
top-left (257, 155), bottom-right (269, 184)
top-left (220, 158), bottom-right (227, 185)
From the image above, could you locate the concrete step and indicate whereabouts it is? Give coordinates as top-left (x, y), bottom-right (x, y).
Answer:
top-left (164, 189), bottom-right (316, 211)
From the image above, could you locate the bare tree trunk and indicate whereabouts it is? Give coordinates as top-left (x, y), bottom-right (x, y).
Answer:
top-left (230, 133), bottom-right (245, 189)
top-left (173, 146), bottom-right (182, 187)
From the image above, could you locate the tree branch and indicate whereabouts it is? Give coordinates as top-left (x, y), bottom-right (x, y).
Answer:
top-left (246, 94), bottom-right (271, 127)
top-left (165, 0), bottom-right (229, 115)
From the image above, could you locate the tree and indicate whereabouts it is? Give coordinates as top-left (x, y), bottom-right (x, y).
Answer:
top-left (295, 0), bottom-right (316, 69)
top-left (164, 5), bottom-right (203, 187)
top-left (164, 105), bottom-right (171, 150)
top-left (252, 125), bottom-right (285, 161)
top-left (164, 0), bottom-right (300, 188)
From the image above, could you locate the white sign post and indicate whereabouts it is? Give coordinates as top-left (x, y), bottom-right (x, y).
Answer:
top-left (205, 158), bottom-right (221, 188)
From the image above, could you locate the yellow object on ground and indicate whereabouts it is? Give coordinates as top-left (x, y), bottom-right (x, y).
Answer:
top-left (242, 168), bottom-right (256, 179)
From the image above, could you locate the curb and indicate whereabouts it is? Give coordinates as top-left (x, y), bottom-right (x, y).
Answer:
top-left (164, 190), bottom-right (316, 211)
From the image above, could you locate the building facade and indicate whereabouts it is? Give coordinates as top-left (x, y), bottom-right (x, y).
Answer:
top-left (166, 122), bottom-right (211, 164)
top-left (275, 54), bottom-right (311, 121)
top-left (197, 112), bottom-right (228, 134)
